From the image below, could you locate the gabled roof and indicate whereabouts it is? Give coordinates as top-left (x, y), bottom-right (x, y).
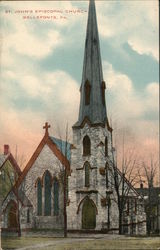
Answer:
top-left (50, 137), bottom-right (71, 161)
top-left (15, 133), bottom-right (71, 189)
top-left (0, 153), bottom-right (21, 175)
top-left (136, 187), bottom-right (160, 204)
top-left (113, 165), bottom-right (142, 198)
top-left (0, 155), bottom-right (8, 167)
top-left (2, 186), bottom-right (33, 210)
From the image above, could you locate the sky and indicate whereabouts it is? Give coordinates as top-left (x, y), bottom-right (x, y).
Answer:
top-left (0, 1), bottom-right (159, 176)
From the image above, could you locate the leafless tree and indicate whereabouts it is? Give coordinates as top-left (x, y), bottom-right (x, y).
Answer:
top-left (54, 123), bottom-right (71, 238)
top-left (15, 145), bottom-right (26, 170)
top-left (139, 157), bottom-right (158, 235)
top-left (104, 127), bottom-right (142, 235)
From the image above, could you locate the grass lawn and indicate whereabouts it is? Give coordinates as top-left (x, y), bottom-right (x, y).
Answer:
top-left (1, 236), bottom-right (60, 250)
top-left (1, 236), bottom-right (160, 250)
top-left (45, 238), bottom-right (160, 250)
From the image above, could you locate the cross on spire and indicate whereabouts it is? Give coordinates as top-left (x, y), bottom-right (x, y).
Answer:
top-left (43, 122), bottom-right (51, 136)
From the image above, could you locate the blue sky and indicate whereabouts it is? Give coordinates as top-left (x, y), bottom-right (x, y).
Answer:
top-left (0, 1), bottom-right (159, 169)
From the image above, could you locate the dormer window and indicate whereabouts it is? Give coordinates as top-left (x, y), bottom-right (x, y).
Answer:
top-left (85, 80), bottom-right (91, 105)
top-left (101, 81), bottom-right (106, 105)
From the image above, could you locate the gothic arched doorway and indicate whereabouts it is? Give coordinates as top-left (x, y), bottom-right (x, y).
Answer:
top-left (8, 201), bottom-right (18, 229)
top-left (82, 198), bottom-right (96, 229)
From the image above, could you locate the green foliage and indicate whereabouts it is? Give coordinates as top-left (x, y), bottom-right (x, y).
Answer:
top-left (0, 161), bottom-right (17, 200)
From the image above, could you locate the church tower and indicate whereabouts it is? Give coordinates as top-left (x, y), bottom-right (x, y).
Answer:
top-left (67, 0), bottom-right (115, 231)
top-left (73, 0), bottom-right (110, 129)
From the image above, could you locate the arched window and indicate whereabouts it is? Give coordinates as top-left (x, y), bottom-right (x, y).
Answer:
top-left (105, 137), bottom-right (108, 157)
top-left (84, 162), bottom-right (90, 187)
top-left (53, 179), bottom-right (59, 216)
top-left (44, 171), bottom-right (51, 216)
top-left (27, 209), bottom-right (30, 223)
top-left (85, 80), bottom-right (91, 105)
top-left (83, 135), bottom-right (91, 156)
top-left (7, 201), bottom-right (18, 229)
top-left (37, 179), bottom-right (42, 216)
top-left (105, 162), bottom-right (109, 188)
top-left (101, 81), bottom-right (106, 105)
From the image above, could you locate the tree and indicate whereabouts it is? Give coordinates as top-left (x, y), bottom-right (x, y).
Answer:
top-left (139, 157), bottom-right (158, 235)
top-left (3, 150), bottom-right (26, 237)
top-left (0, 165), bottom-right (21, 236)
top-left (55, 123), bottom-right (71, 238)
top-left (107, 129), bottom-right (142, 235)
top-left (0, 151), bottom-right (33, 237)
top-left (15, 145), bottom-right (26, 170)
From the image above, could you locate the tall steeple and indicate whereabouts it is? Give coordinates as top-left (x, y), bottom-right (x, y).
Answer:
top-left (74, 0), bottom-right (108, 128)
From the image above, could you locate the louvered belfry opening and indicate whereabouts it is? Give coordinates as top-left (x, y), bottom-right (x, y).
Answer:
top-left (83, 135), bottom-right (91, 156)
top-left (85, 80), bottom-right (91, 105)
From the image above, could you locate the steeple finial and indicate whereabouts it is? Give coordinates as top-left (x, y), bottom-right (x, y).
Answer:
top-left (74, 0), bottom-right (108, 128)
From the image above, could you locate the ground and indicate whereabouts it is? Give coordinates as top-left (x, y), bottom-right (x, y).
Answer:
top-left (1, 234), bottom-right (160, 250)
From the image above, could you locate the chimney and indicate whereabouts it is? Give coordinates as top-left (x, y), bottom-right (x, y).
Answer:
top-left (4, 145), bottom-right (10, 155)
top-left (140, 183), bottom-right (143, 189)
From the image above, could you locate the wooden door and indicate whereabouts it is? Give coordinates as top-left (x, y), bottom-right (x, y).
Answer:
top-left (8, 202), bottom-right (18, 229)
top-left (82, 198), bottom-right (96, 229)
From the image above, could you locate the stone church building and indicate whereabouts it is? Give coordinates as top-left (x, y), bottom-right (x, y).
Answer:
top-left (1, 0), bottom-right (146, 235)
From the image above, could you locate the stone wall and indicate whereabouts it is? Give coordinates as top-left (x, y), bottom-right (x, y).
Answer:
top-left (67, 122), bottom-right (146, 235)
top-left (20, 144), bottom-right (64, 230)
top-left (67, 123), bottom-right (114, 231)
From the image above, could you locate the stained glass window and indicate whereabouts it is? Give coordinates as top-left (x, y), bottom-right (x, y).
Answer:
top-left (44, 171), bottom-right (51, 216)
top-left (37, 179), bottom-right (42, 216)
top-left (54, 179), bottom-right (59, 216)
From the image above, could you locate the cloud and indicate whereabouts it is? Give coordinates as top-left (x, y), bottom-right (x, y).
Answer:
top-left (104, 62), bottom-right (143, 121)
top-left (0, 63), bottom-right (80, 158)
top-left (0, 106), bottom-right (44, 162)
top-left (97, 1), bottom-right (159, 61)
top-left (103, 61), bottom-right (159, 130)
top-left (145, 82), bottom-right (159, 112)
top-left (1, 1), bottom-right (88, 62)
top-left (0, 1), bottom-right (158, 164)
top-left (1, 11), bottom-right (63, 60)
top-left (103, 61), bottom-right (159, 167)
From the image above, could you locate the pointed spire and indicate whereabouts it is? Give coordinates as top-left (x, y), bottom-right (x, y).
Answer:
top-left (74, 0), bottom-right (107, 127)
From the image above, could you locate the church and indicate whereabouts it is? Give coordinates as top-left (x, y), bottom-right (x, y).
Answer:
top-left (1, 0), bottom-right (146, 235)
